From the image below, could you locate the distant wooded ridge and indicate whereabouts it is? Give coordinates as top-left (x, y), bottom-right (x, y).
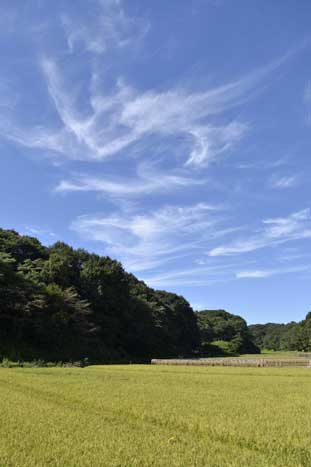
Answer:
top-left (249, 315), bottom-right (311, 352)
top-left (0, 228), bottom-right (310, 363)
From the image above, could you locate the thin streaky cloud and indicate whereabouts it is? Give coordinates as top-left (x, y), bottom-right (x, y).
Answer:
top-left (55, 161), bottom-right (206, 197)
top-left (236, 265), bottom-right (309, 279)
top-left (269, 174), bottom-right (299, 189)
top-left (61, 0), bottom-right (149, 55)
top-left (0, 50), bottom-right (293, 168)
top-left (144, 260), bottom-right (249, 285)
top-left (235, 157), bottom-right (289, 170)
top-left (305, 81), bottom-right (311, 103)
top-left (24, 226), bottom-right (56, 238)
top-left (71, 203), bottom-right (224, 272)
top-left (144, 258), bottom-right (260, 287)
top-left (277, 252), bottom-right (306, 262)
top-left (209, 208), bottom-right (311, 257)
top-left (305, 80), bottom-right (311, 123)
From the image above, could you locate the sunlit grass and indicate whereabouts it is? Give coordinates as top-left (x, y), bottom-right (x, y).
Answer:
top-left (1, 365), bottom-right (311, 466)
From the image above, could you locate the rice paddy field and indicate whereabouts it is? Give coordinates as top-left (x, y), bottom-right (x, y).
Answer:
top-left (1, 364), bottom-right (311, 467)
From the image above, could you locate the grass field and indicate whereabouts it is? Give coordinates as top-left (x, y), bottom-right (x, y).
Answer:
top-left (1, 365), bottom-right (311, 467)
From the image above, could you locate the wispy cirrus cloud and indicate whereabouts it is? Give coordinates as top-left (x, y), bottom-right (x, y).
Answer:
top-left (1, 50), bottom-right (290, 168)
top-left (61, 0), bottom-right (149, 55)
top-left (17, 226), bottom-right (58, 246)
top-left (31, 57), bottom-right (249, 166)
top-left (305, 80), bottom-right (311, 123)
top-left (55, 161), bottom-right (205, 196)
top-left (269, 174), bottom-right (299, 189)
top-left (69, 201), bottom-right (311, 286)
top-left (71, 202), bottom-right (221, 272)
top-left (133, 253), bottom-right (307, 287)
top-left (305, 81), bottom-right (311, 102)
top-left (235, 157), bottom-right (288, 170)
top-left (24, 226), bottom-right (56, 238)
top-left (209, 208), bottom-right (311, 257)
top-left (144, 261), bottom-right (243, 288)
top-left (236, 265), bottom-right (309, 279)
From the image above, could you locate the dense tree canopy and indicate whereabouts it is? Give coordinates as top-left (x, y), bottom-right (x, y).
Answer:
top-left (0, 228), bottom-right (262, 362)
top-left (0, 229), bottom-right (202, 362)
top-left (196, 310), bottom-right (260, 355)
top-left (3, 227), bottom-right (311, 362)
top-left (249, 315), bottom-right (311, 352)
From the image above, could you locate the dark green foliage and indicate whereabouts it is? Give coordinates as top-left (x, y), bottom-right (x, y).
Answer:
top-left (0, 228), bottom-right (200, 362)
top-left (128, 275), bottom-right (200, 358)
top-left (249, 314), bottom-right (311, 352)
top-left (0, 228), bottom-right (265, 362)
top-left (0, 229), bottom-right (46, 264)
top-left (197, 309), bottom-right (260, 356)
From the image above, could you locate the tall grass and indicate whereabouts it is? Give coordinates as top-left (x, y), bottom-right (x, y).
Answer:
top-left (1, 365), bottom-right (311, 466)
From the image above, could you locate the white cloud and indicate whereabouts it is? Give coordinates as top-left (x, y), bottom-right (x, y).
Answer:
top-left (305, 81), bottom-right (311, 103)
top-left (25, 226), bottom-right (56, 237)
top-left (55, 161), bottom-right (205, 196)
top-left (40, 58), bottom-right (249, 165)
top-left (1, 54), bottom-right (288, 168)
top-left (209, 208), bottom-right (311, 256)
top-left (71, 201), bottom-right (311, 284)
top-left (0, 24), bottom-right (293, 176)
top-left (236, 265), bottom-right (309, 279)
top-left (71, 203), bottom-right (221, 272)
top-left (61, 0), bottom-right (149, 55)
top-left (263, 209), bottom-right (310, 238)
top-left (269, 174), bottom-right (299, 189)
top-left (22, 226), bottom-right (57, 243)
top-left (305, 81), bottom-right (311, 123)
top-left (235, 157), bottom-right (288, 170)
top-left (236, 270), bottom-right (272, 279)
top-left (144, 261), bottom-right (241, 287)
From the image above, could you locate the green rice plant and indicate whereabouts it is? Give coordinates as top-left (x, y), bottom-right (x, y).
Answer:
top-left (1, 365), bottom-right (311, 466)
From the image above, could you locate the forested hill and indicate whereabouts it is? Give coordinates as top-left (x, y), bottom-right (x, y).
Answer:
top-left (0, 228), bottom-right (260, 363)
top-left (196, 310), bottom-right (259, 356)
top-left (0, 228), bottom-right (200, 362)
top-left (249, 313), bottom-right (311, 352)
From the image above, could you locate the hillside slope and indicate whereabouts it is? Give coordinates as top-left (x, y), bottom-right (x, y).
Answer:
top-left (0, 228), bottom-right (260, 362)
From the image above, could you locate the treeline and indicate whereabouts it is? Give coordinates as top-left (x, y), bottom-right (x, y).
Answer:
top-left (249, 314), bottom-right (311, 352)
top-left (0, 229), bottom-right (262, 363)
top-left (196, 310), bottom-right (259, 356)
top-left (0, 229), bottom-right (202, 362)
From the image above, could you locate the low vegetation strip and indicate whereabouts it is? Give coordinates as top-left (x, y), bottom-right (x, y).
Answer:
top-left (151, 358), bottom-right (311, 367)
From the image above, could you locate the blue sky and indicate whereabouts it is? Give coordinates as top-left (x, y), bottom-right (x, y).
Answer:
top-left (1, 0), bottom-right (311, 324)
